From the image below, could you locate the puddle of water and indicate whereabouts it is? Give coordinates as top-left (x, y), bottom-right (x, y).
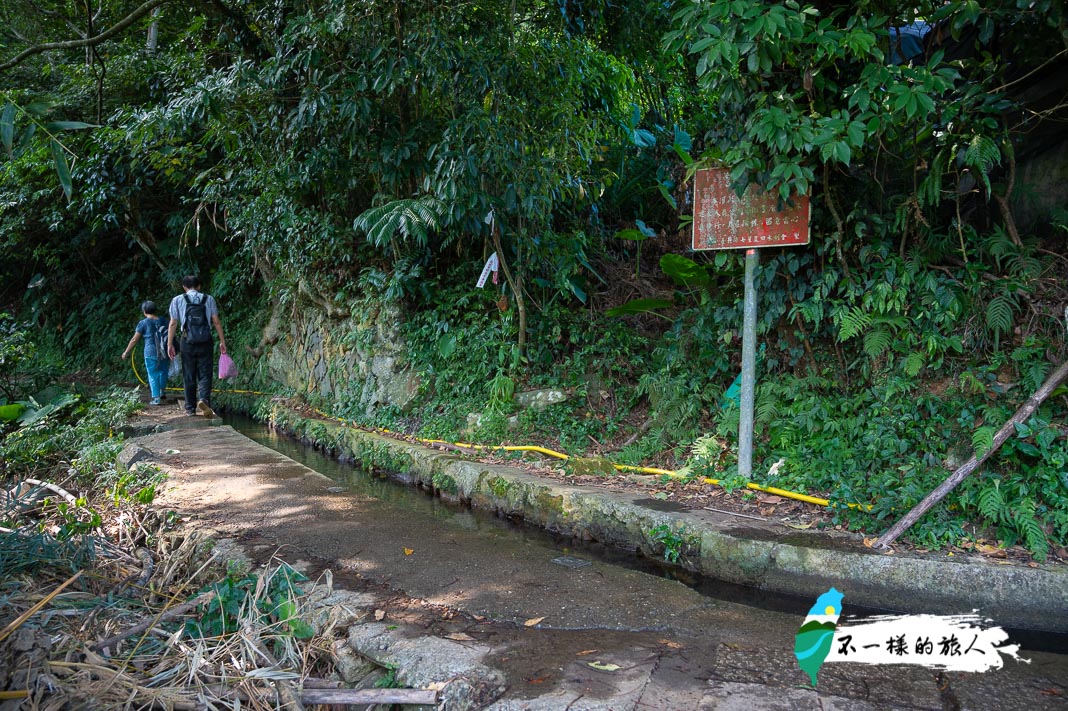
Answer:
top-left (223, 414), bottom-right (1068, 653)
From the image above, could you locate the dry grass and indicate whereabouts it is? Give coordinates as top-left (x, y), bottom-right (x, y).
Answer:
top-left (1, 478), bottom-right (355, 711)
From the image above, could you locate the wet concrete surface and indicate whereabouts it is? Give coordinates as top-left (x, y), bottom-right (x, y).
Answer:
top-left (137, 409), bottom-right (1068, 709)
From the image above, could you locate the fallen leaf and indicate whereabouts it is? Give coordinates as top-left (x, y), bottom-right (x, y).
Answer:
top-left (472, 615), bottom-right (486, 621)
top-left (757, 494), bottom-right (783, 504)
top-left (759, 506), bottom-right (776, 516)
top-left (588, 661), bottom-right (621, 672)
top-left (165, 449), bottom-right (180, 454)
top-left (658, 639), bottom-right (682, 649)
top-left (445, 633), bottom-right (475, 641)
top-left (404, 548), bottom-right (414, 556)
top-left (975, 544), bottom-right (1008, 558)
top-left (782, 520), bottom-right (815, 530)
top-left (576, 649), bottom-right (598, 656)
top-left (374, 609), bottom-right (386, 621)
top-left (526, 676), bottom-right (548, 684)
top-left (524, 616), bottom-right (545, 627)
top-left (1040, 687), bottom-right (1063, 696)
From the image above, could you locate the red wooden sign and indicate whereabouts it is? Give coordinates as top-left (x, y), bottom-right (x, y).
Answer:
top-left (692, 168), bottom-right (810, 251)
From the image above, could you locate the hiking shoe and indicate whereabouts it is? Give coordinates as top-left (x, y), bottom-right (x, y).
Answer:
top-left (196, 400), bottom-right (215, 418)
top-left (150, 398), bottom-right (161, 405)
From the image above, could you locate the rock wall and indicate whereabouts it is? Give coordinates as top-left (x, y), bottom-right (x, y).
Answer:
top-left (263, 298), bottom-right (420, 416)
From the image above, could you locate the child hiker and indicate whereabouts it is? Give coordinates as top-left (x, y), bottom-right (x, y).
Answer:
top-left (121, 300), bottom-right (172, 405)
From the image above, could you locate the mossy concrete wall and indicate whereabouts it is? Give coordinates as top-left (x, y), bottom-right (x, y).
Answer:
top-left (258, 403), bottom-right (1068, 633)
top-left (262, 299), bottom-right (419, 416)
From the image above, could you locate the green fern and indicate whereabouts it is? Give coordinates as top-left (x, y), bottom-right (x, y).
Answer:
top-left (977, 483), bottom-right (1006, 522)
top-left (972, 426), bottom-right (995, 456)
top-left (984, 226), bottom-right (1017, 270)
top-left (903, 352), bottom-right (924, 377)
top-left (963, 135), bottom-right (1001, 196)
top-left (1015, 499), bottom-right (1048, 562)
top-left (1007, 254), bottom-right (1041, 280)
top-left (837, 306), bottom-right (872, 342)
top-left (984, 294), bottom-right (1016, 338)
top-left (754, 394), bottom-right (779, 426)
top-left (918, 151), bottom-right (945, 208)
top-left (862, 326), bottom-right (893, 359)
top-left (353, 197), bottom-right (447, 249)
top-left (1023, 360), bottom-right (1051, 392)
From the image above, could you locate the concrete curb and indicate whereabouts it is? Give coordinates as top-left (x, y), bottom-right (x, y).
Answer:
top-left (253, 402), bottom-right (1068, 633)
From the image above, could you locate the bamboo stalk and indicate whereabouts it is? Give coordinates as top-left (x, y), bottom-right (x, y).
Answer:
top-left (246, 631), bottom-right (305, 711)
top-left (298, 688), bottom-right (439, 706)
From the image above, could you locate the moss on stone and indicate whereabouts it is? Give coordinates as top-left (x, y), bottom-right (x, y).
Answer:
top-left (567, 457), bottom-right (618, 477)
top-left (489, 476), bottom-right (511, 498)
top-left (432, 472), bottom-right (459, 494)
top-left (535, 488), bottom-right (566, 515)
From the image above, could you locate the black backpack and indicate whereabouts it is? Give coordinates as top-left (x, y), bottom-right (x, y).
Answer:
top-left (152, 320), bottom-right (169, 359)
top-left (182, 294), bottom-right (212, 344)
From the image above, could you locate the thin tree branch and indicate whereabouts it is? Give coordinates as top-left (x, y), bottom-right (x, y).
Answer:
top-left (874, 358), bottom-right (1068, 550)
top-left (0, 0), bottom-right (168, 73)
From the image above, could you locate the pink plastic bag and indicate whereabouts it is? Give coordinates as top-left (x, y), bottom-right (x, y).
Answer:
top-left (218, 353), bottom-right (238, 380)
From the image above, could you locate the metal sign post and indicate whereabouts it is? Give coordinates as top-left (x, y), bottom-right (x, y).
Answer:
top-left (691, 168), bottom-right (810, 479)
top-left (738, 248), bottom-right (759, 478)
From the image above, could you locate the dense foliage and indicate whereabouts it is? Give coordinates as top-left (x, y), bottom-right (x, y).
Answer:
top-left (1, 0), bottom-right (1066, 557)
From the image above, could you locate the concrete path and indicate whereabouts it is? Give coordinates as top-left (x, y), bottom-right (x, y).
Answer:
top-left (132, 412), bottom-right (1067, 710)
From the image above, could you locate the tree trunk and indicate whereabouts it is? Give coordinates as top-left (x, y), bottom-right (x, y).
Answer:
top-left (490, 216), bottom-right (527, 360)
top-left (146, 7), bottom-right (161, 52)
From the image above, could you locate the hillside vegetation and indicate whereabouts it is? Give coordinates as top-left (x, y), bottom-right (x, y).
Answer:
top-left (2, 0), bottom-right (1067, 557)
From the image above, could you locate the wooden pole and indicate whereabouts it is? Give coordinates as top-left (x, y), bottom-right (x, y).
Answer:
top-left (874, 358), bottom-right (1068, 549)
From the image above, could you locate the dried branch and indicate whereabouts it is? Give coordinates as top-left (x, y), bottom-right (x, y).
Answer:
top-left (90, 589), bottom-right (216, 653)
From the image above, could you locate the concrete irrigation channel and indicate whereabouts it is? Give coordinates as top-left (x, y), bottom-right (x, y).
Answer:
top-left (123, 405), bottom-right (1068, 710)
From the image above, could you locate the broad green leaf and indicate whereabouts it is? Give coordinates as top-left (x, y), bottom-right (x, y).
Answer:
top-left (1, 103), bottom-right (14, 158)
top-left (50, 139), bottom-right (72, 201)
top-left (614, 229), bottom-right (647, 241)
top-left (44, 120), bottom-right (99, 131)
top-left (660, 253), bottom-right (711, 287)
top-left (673, 125), bottom-right (692, 151)
top-left (631, 128), bottom-right (656, 148)
top-left (657, 184), bottom-right (677, 209)
top-left (567, 277), bottom-right (587, 304)
top-left (437, 333), bottom-right (456, 359)
top-left (606, 298), bottom-right (673, 317)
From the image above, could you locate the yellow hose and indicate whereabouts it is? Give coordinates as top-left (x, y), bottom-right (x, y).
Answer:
top-left (130, 357), bottom-right (867, 511)
top-left (312, 408), bottom-right (871, 512)
top-left (129, 356), bottom-right (269, 396)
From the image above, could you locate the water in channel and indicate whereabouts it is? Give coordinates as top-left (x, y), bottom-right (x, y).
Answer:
top-left (224, 414), bottom-right (1066, 654)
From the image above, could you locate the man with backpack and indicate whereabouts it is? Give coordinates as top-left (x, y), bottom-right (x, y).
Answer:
top-left (167, 275), bottom-right (228, 417)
